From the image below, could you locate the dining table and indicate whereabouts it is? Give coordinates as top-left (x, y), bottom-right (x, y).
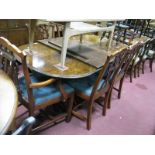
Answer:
top-left (129, 35), bottom-right (150, 45)
top-left (19, 34), bottom-right (128, 79)
top-left (0, 69), bottom-right (18, 135)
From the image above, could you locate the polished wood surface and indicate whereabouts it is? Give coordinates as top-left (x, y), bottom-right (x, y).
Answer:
top-left (19, 35), bottom-right (128, 78)
top-left (130, 36), bottom-right (150, 46)
top-left (0, 69), bottom-right (18, 135)
top-left (69, 34), bottom-right (128, 56)
top-left (19, 42), bottom-right (97, 78)
top-left (40, 36), bottom-right (127, 68)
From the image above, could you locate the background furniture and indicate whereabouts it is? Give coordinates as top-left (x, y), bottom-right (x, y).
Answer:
top-left (0, 19), bottom-right (64, 47)
top-left (0, 19), bottom-right (29, 46)
top-left (51, 22), bottom-right (116, 70)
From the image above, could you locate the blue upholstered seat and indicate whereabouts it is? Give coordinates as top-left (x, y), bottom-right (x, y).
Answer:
top-left (142, 54), bottom-right (148, 60)
top-left (68, 73), bottom-right (105, 96)
top-left (19, 74), bottom-right (74, 105)
top-left (147, 50), bottom-right (155, 58)
top-left (0, 63), bottom-right (3, 69)
top-left (141, 50), bottom-right (155, 60)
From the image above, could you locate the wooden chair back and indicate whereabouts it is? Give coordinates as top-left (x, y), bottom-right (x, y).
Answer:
top-left (49, 22), bottom-right (64, 38)
top-left (130, 43), bottom-right (143, 66)
top-left (114, 43), bottom-right (143, 83)
top-left (0, 37), bottom-right (33, 110)
top-left (89, 50), bottom-right (129, 103)
top-left (0, 37), bottom-right (20, 87)
top-left (145, 38), bottom-right (155, 55)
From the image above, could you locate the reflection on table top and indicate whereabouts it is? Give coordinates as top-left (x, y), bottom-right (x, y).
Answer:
top-left (19, 43), bottom-right (97, 78)
top-left (0, 70), bottom-right (18, 135)
top-left (19, 35), bottom-right (128, 78)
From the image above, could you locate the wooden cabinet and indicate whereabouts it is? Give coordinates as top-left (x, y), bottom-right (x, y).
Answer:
top-left (0, 19), bottom-right (29, 46)
top-left (0, 20), bottom-right (64, 46)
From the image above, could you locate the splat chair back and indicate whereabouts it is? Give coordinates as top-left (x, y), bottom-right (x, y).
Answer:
top-left (91, 50), bottom-right (129, 102)
top-left (104, 50), bottom-right (130, 108)
top-left (0, 37), bottom-right (18, 83)
top-left (0, 37), bottom-right (21, 100)
top-left (145, 38), bottom-right (155, 72)
top-left (112, 44), bottom-right (142, 99)
top-left (68, 49), bottom-right (129, 130)
top-left (127, 43), bottom-right (144, 82)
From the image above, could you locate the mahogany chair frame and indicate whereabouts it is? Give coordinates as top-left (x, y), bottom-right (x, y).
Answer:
top-left (0, 37), bottom-right (74, 133)
top-left (105, 50), bottom-right (131, 109)
top-left (68, 49), bottom-right (129, 130)
top-left (143, 38), bottom-right (155, 72)
top-left (113, 44), bottom-right (142, 99)
top-left (127, 43), bottom-right (143, 82)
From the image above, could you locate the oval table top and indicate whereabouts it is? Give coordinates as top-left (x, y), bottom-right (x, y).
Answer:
top-left (19, 35), bottom-right (128, 79)
top-left (0, 70), bottom-right (18, 135)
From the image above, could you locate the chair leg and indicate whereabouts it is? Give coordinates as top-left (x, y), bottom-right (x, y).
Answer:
top-left (87, 103), bottom-right (93, 130)
top-left (150, 59), bottom-right (153, 72)
top-left (29, 108), bottom-right (34, 116)
top-left (130, 68), bottom-right (133, 83)
top-left (134, 66), bottom-right (137, 78)
top-left (102, 92), bottom-right (109, 116)
top-left (107, 88), bottom-right (112, 109)
top-left (137, 63), bottom-right (140, 77)
top-left (118, 78), bottom-right (124, 99)
top-left (142, 61), bottom-right (145, 74)
top-left (66, 93), bottom-right (74, 122)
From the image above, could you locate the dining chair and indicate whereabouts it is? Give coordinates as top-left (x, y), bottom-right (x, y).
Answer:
top-left (144, 20), bottom-right (155, 38)
top-left (148, 39), bottom-right (155, 72)
top-left (115, 21), bottom-right (130, 43)
top-left (135, 43), bottom-right (146, 77)
top-left (135, 39), bottom-right (155, 76)
top-left (0, 37), bottom-right (74, 132)
top-left (142, 38), bottom-right (155, 72)
top-left (67, 50), bottom-right (128, 130)
top-left (105, 50), bottom-right (131, 109)
top-left (112, 44), bottom-right (143, 99)
top-left (35, 24), bottom-right (49, 40)
top-left (49, 22), bottom-right (64, 38)
top-left (127, 43), bottom-right (144, 82)
top-left (138, 39), bottom-right (151, 74)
